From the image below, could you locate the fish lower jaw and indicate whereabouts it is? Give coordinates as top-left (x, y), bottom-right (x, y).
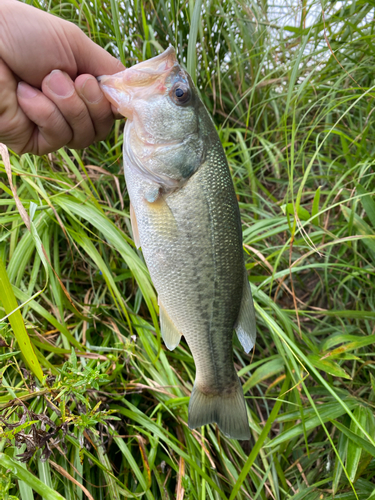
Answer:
top-left (130, 120), bottom-right (197, 153)
top-left (132, 136), bottom-right (185, 161)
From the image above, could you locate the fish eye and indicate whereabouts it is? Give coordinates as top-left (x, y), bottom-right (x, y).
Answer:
top-left (172, 83), bottom-right (191, 105)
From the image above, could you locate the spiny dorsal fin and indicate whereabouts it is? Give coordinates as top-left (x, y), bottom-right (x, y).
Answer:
top-left (235, 273), bottom-right (256, 353)
top-left (159, 299), bottom-right (182, 350)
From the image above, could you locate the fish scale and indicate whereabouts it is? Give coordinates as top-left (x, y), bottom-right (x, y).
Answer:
top-left (99, 47), bottom-right (256, 440)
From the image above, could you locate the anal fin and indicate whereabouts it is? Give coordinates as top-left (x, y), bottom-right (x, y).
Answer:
top-left (235, 273), bottom-right (256, 353)
top-left (159, 299), bottom-right (182, 351)
top-left (130, 202), bottom-right (140, 249)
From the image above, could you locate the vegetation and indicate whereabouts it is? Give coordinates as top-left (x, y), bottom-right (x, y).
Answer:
top-left (1, 0), bottom-right (375, 498)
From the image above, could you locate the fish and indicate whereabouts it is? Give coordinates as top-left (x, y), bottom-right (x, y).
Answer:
top-left (98, 47), bottom-right (256, 440)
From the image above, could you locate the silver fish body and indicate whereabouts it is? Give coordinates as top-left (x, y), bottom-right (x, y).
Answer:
top-left (99, 48), bottom-right (256, 440)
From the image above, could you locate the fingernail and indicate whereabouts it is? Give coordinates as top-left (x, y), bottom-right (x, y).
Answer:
top-left (81, 77), bottom-right (103, 104)
top-left (47, 70), bottom-right (74, 97)
top-left (17, 82), bottom-right (38, 99)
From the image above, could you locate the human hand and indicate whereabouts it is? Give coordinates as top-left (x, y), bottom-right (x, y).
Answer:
top-left (0, 0), bottom-right (125, 155)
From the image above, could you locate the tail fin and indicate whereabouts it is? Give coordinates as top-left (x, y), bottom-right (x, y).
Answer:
top-left (188, 379), bottom-right (250, 440)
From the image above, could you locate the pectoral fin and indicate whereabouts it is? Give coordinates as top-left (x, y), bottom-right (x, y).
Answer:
top-left (145, 193), bottom-right (179, 241)
top-left (130, 203), bottom-right (141, 249)
top-left (144, 185), bottom-right (160, 203)
top-left (235, 274), bottom-right (256, 353)
top-left (159, 299), bottom-right (182, 350)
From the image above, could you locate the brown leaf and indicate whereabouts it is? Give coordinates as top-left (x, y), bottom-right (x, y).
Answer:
top-left (49, 460), bottom-right (95, 500)
top-left (0, 144), bottom-right (30, 230)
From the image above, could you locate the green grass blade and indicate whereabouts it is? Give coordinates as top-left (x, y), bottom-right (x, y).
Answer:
top-left (187, 0), bottom-right (203, 82)
top-left (0, 254), bottom-right (43, 381)
top-left (0, 453), bottom-right (66, 500)
top-left (229, 375), bottom-right (290, 500)
top-left (357, 183), bottom-right (375, 229)
top-left (109, 0), bottom-right (125, 65)
top-left (333, 419), bottom-right (375, 460)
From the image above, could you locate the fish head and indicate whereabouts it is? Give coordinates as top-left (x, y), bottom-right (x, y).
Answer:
top-left (98, 47), bottom-right (206, 188)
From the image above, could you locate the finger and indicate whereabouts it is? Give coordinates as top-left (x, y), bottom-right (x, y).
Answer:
top-left (0, 57), bottom-right (35, 154)
top-left (17, 82), bottom-right (73, 155)
top-left (0, 1), bottom-right (124, 87)
top-left (74, 74), bottom-right (114, 141)
top-left (42, 70), bottom-right (95, 149)
top-left (68, 23), bottom-right (125, 77)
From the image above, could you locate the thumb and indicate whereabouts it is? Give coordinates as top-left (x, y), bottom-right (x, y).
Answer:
top-left (69, 24), bottom-right (125, 77)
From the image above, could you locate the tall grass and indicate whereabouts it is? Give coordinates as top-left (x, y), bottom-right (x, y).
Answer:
top-left (1, 0), bottom-right (375, 498)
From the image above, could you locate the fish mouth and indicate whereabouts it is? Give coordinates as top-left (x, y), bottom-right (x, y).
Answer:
top-left (98, 47), bottom-right (178, 118)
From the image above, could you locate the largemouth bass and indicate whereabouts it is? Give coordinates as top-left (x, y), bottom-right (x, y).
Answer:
top-left (99, 48), bottom-right (256, 440)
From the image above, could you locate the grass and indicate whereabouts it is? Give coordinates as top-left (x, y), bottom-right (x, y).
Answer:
top-left (1, 0), bottom-right (375, 498)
